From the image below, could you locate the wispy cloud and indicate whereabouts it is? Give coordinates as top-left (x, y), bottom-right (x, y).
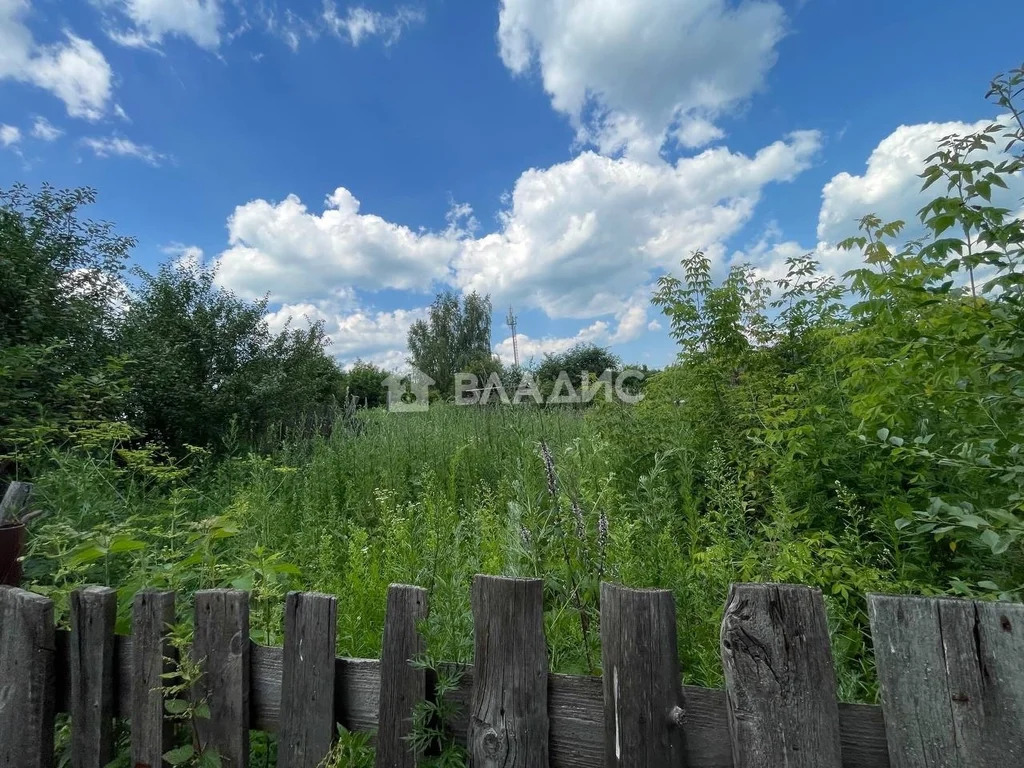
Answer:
top-left (322, 2), bottom-right (425, 46)
top-left (31, 116), bottom-right (62, 141)
top-left (81, 136), bottom-right (169, 166)
top-left (0, 124), bottom-right (22, 147)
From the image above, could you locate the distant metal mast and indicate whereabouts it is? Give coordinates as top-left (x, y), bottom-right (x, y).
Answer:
top-left (506, 306), bottom-right (519, 368)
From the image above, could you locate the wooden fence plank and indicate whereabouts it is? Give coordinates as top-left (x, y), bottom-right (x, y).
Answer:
top-left (131, 590), bottom-right (175, 768)
top-left (375, 584), bottom-right (428, 768)
top-left (868, 593), bottom-right (1024, 768)
top-left (69, 586), bottom-right (117, 768)
top-left (600, 583), bottom-right (685, 768)
top-left (194, 589), bottom-right (250, 767)
top-left (0, 586), bottom-right (56, 768)
top-left (469, 575), bottom-right (549, 767)
top-left (720, 583), bottom-right (842, 768)
top-left (278, 591), bottom-right (337, 768)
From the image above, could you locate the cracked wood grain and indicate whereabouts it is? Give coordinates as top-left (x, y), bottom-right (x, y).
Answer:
top-left (868, 593), bottom-right (1024, 768)
top-left (70, 586), bottom-right (116, 768)
top-left (193, 589), bottom-right (250, 767)
top-left (469, 575), bottom-right (549, 767)
top-left (130, 590), bottom-right (175, 768)
top-left (721, 583), bottom-right (842, 768)
top-left (278, 591), bottom-right (337, 768)
top-left (375, 584), bottom-right (428, 768)
top-left (0, 587), bottom-right (56, 768)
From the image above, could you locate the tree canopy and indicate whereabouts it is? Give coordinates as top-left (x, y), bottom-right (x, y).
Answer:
top-left (407, 290), bottom-right (493, 397)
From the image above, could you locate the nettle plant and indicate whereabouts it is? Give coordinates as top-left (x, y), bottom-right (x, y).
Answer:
top-left (842, 64), bottom-right (1024, 594)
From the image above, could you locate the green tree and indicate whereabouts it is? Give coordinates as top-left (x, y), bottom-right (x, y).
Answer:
top-left (118, 260), bottom-right (342, 451)
top-left (839, 64), bottom-right (1024, 582)
top-left (0, 184), bottom-right (134, 476)
top-left (407, 290), bottom-right (493, 397)
top-left (534, 343), bottom-right (621, 400)
top-left (345, 360), bottom-right (389, 408)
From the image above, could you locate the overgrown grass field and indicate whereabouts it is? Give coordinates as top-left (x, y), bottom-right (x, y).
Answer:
top-left (26, 402), bottom-right (914, 701)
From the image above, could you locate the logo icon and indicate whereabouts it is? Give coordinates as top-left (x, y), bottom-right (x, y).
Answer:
top-left (384, 368), bottom-right (435, 412)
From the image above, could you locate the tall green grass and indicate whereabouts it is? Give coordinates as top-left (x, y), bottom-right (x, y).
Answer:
top-left (25, 401), bottom-right (912, 704)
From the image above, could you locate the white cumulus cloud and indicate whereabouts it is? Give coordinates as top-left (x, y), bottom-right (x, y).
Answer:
top-left (749, 116), bottom-right (1024, 280)
top-left (213, 130), bottom-right (820, 361)
top-left (498, 0), bottom-right (786, 159)
top-left (215, 187), bottom-right (462, 301)
top-left (0, 0), bottom-right (114, 120)
top-left (101, 0), bottom-right (224, 50)
top-left (454, 130), bottom-right (821, 319)
top-left (265, 301), bottom-right (425, 369)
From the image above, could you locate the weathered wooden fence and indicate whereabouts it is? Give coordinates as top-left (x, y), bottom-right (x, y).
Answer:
top-left (2, 576), bottom-right (1024, 767)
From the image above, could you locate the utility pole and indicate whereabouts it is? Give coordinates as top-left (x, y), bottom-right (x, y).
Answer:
top-left (506, 306), bottom-right (519, 368)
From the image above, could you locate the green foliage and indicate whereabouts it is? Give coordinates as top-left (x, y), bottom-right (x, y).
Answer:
top-left (344, 359), bottom-right (389, 408)
top-left (534, 343), bottom-right (621, 401)
top-left (119, 260), bottom-right (343, 452)
top-left (0, 185), bottom-right (345, 475)
top-left (0, 184), bottom-right (133, 476)
top-left (161, 623), bottom-right (222, 767)
top-left (836, 66), bottom-right (1024, 590)
top-left (407, 290), bottom-right (493, 396)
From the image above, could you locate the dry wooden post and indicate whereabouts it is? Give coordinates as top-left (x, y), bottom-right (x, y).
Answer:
top-left (131, 590), bottom-right (175, 768)
top-left (720, 583), bottom-right (842, 768)
top-left (0, 480), bottom-right (33, 524)
top-left (194, 589), bottom-right (250, 767)
top-left (278, 591), bottom-right (337, 768)
top-left (868, 593), bottom-right (1024, 767)
top-left (375, 584), bottom-right (428, 768)
top-left (599, 583), bottom-right (685, 767)
top-left (69, 586), bottom-right (117, 768)
top-left (469, 575), bottom-right (549, 767)
top-left (0, 586), bottom-right (56, 768)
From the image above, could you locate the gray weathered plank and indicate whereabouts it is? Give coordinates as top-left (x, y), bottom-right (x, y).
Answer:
top-left (720, 583), bottom-right (843, 768)
top-left (868, 593), bottom-right (1024, 768)
top-left (375, 584), bottom-right (428, 768)
top-left (278, 591), bottom-right (337, 768)
top-left (0, 480), bottom-right (33, 525)
top-left (69, 586), bottom-right (117, 768)
top-left (600, 583), bottom-right (685, 767)
top-left (131, 589), bottom-right (175, 768)
top-left (194, 589), bottom-right (250, 767)
top-left (0, 586), bottom-right (56, 768)
top-left (469, 575), bottom-right (549, 767)
top-left (249, 645), bottom-right (379, 734)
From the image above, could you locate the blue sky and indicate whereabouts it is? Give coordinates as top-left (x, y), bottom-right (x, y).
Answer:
top-left (2, 0), bottom-right (1022, 369)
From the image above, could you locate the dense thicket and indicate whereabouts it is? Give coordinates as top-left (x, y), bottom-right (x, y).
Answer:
top-left (0, 188), bottom-right (344, 477)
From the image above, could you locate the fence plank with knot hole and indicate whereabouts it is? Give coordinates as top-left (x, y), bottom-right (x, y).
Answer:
top-left (868, 594), bottom-right (1024, 768)
top-left (375, 584), bottom-right (428, 768)
top-left (194, 589), bottom-right (250, 767)
top-left (599, 583), bottom-right (685, 767)
top-left (469, 575), bottom-right (549, 767)
top-left (720, 583), bottom-right (843, 768)
top-left (131, 590), bottom-right (175, 768)
top-left (0, 586), bottom-right (56, 768)
top-left (70, 586), bottom-right (116, 768)
top-left (278, 591), bottom-right (337, 768)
